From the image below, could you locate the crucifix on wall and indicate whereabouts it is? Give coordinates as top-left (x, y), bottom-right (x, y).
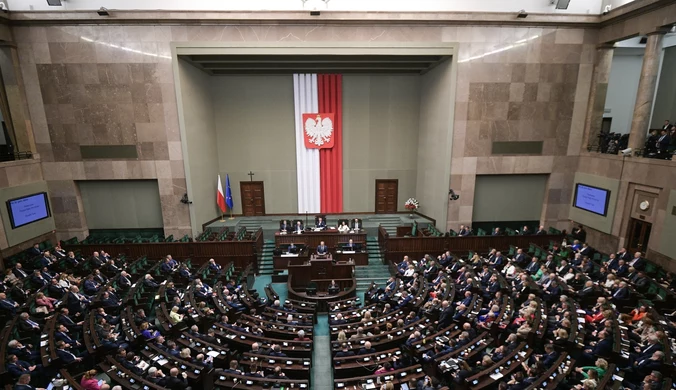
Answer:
top-left (248, 171), bottom-right (255, 181)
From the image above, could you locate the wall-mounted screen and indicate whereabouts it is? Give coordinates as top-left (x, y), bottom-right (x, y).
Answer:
top-left (573, 184), bottom-right (610, 216)
top-left (6, 192), bottom-right (51, 229)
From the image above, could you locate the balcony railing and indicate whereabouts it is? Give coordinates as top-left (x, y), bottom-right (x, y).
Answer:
top-left (0, 151), bottom-right (33, 162)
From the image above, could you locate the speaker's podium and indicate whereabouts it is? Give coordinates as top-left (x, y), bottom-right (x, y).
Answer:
top-left (287, 254), bottom-right (356, 312)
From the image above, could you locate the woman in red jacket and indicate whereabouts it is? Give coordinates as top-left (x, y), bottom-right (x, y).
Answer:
top-left (80, 370), bottom-right (110, 390)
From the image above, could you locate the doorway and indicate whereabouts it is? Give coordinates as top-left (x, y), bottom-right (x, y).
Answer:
top-left (626, 218), bottom-right (651, 254)
top-left (375, 179), bottom-right (398, 213)
top-left (240, 181), bottom-right (266, 216)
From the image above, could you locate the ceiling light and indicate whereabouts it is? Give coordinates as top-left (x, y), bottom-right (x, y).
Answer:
top-left (47, 0), bottom-right (62, 6)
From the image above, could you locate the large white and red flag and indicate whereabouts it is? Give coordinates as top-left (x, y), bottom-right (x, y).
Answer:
top-left (216, 175), bottom-right (226, 213)
top-left (293, 74), bottom-right (343, 214)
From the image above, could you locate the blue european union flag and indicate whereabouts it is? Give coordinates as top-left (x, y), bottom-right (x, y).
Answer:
top-left (225, 174), bottom-right (234, 209)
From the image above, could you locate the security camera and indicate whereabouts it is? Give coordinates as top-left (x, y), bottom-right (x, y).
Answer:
top-left (180, 193), bottom-right (193, 204)
top-left (621, 148), bottom-right (633, 156)
top-left (0, 2), bottom-right (7, 12)
top-left (602, 5), bottom-right (611, 15)
top-left (449, 189), bottom-right (460, 201)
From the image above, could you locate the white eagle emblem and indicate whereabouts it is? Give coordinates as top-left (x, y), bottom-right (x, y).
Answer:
top-left (304, 115), bottom-right (334, 147)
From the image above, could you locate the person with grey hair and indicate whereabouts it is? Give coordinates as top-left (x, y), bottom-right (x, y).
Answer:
top-left (294, 330), bottom-right (309, 341)
top-left (143, 274), bottom-right (160, 288)
top-left (146, 366), bottom-right (166, 385)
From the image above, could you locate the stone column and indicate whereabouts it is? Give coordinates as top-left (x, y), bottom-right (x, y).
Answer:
top-left (628, 31), bottom-right (666, 151)
top-left (582, 44), bottom-right (614, 152)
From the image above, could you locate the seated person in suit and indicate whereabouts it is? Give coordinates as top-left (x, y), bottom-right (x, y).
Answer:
top-left (316, 241), bottom-right (328, 255)
top-left (178, 265), bottom-right (192, 280)
top-left (5, 354), bottom-right (39, 380)
top-left (334, 344), bottom-right (354, 358)
top-left (0, 292), bottom-right (20, 316)
top-left (28, 243), bottom-right (42, 257)
top-left (344, 239), bottom-right (357, 251)
top-left (287, 242), bottom-right (298, 254)
top-left (581, 330), bottom-right (612, 364)
top-left (458, 225), bottom-right (470, 236)
top-left (351, 218), bottom-right (362, 231)
top-left (14, 373), bottom-right (37, 390)
top-left (280, 219), bottom-right (291, 232)
top-left (294, 221), bottom-right (304, 233)
top-left (338, 220), bottom-right (350, 233)
top-left (492, 227), bottom-right (502, 236)
top-left (315, 216), bottom-right (326, 230)
top-left (55, 340), bottom-right (85, 364)
top-left (328, 280), bottom-right (340, 294)
top-left (208, 258), bottom-right (222, 272)
top-left (358, 341), bottom-right (376, 355)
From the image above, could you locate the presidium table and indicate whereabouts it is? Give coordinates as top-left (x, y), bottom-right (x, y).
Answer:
top-left (274, 229), bottom-right (368, 266)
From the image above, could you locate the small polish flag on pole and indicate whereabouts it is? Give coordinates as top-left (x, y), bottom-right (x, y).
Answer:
top-left (217, 175), bottom-right (226, 221)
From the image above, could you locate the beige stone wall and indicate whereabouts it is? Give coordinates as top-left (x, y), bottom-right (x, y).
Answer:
top-left (448, 27), bottom-right (595, 231)
top-left (575, 153), bottom-right (676, 271)
top-left (10, 24), bottom-right (600, 238)
top-left (0, 159), bottom-right (54, 251)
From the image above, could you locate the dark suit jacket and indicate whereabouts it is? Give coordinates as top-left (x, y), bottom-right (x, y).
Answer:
top-left (0, 298), bottom-right (18, 315)
top-left (18, 320), bottom-right (40, 333)
top-left (7, 360), bottom-right (30, 377)
top-left (592, 339), bottom-right (612, 357)
top-left (526, 262), bottom-right (540, 273)
top-left (615, 265), bottom-right (629, 277)
top-left (612, 287), bottom-right (629, 300)
top-left (55, 331), bottom-right (78, 344)
top-left (358, 348), bottom-right (376, 355)
top-left (638, 343), bottom-right (662, 360)
top-left (28, 247), bottom-right (42, 256)
top-left (48, 284), bottom-right (67, 297)
top-left (630, 257), bottom-right (646, 270)
top-left (657, 134), bottom-right (671, 152)
top-left (542, 351), bottom-right (559, 368)
top-left (56, 349), bottom-right (78, 364)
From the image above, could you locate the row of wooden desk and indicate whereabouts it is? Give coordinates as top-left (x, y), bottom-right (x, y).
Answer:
top-left (273, 251), bottom-right (368, 269)
top-left (274, 230), bottom-right (366, 248)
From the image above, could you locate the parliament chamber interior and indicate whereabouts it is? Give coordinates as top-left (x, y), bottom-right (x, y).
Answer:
top-left (2, 0), bottom-right (676, 389)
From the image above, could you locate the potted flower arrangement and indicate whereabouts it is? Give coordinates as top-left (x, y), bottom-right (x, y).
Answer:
top-left (404, 198), bottom-right (419, 218)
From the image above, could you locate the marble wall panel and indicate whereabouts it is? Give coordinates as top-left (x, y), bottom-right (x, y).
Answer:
top-left (448, 27), bottom-right (590, 228)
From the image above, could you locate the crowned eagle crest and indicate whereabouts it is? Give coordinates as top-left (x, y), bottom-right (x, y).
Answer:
top-left (304, 115), bottom-right (334, 147)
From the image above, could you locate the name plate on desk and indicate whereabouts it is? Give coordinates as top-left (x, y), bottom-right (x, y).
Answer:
top-left (342, 251), bottom-right (356, 254)
top-left (282, 253), bottom-right (299, 257)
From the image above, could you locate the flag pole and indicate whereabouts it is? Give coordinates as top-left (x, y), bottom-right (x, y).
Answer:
top-left (229, 208), bottom-right (234, 220)
top-left (219, 212), bottom-right (225, 222)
